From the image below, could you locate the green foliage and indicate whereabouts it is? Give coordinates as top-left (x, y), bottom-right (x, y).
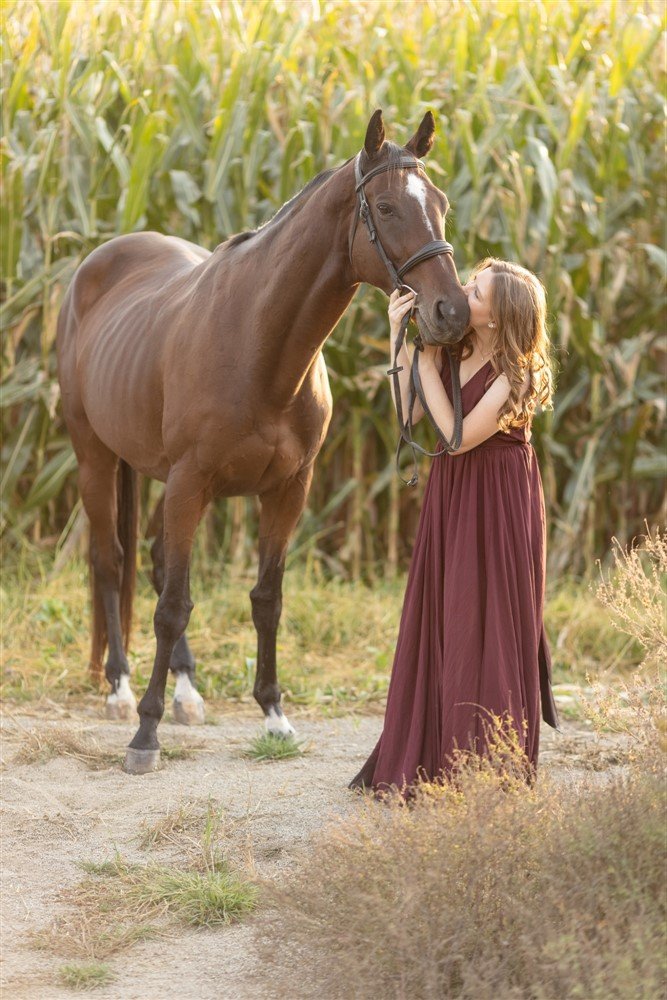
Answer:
top-left (37, 850), bottom-right (257, 963)
top-left (58, 962), bottom-right (115, 991)
top-left (1, 0), bottom-right (665, 577)
top-left (121, 864), bottom-right (259, 927)
top-left (242, 731), bottom-right (308, 761)
top-left (0, 553), bottom-right (649, 711)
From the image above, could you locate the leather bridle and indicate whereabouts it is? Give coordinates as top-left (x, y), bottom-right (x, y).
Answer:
top-left (349, 152), bottom-right (464, 486)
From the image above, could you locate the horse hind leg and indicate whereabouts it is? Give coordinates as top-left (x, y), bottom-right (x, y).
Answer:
top-left (78, 442), bottom-right (139, 720)
top-left (148, 495), bottom-right (204, 726)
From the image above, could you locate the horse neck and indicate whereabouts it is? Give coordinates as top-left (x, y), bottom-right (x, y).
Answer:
top-left (228, 160), bottom-right (359, 404)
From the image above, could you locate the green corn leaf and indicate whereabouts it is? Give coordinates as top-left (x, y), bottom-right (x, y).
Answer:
top-left (22, 446), bottom-right (77, 512)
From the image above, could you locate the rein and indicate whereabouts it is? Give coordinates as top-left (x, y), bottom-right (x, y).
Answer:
top-left (350, 153), bottom-right (463, 486)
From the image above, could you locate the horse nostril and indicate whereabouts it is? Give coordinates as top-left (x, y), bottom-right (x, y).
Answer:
top-left (436, 299), bottom-right (459, 322)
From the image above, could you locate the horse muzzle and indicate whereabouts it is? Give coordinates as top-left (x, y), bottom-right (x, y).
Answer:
top-left (414, 298), bottom-right (470, 346)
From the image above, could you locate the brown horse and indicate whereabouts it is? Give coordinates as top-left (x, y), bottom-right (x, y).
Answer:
top-left (56, 109), bottom-right (469, 773)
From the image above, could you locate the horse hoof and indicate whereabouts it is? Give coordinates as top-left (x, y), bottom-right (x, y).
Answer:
top-left (173, 673), bottom-right (205, 725)
top-left (106, 676), bottom-right (137, 721)
top-left (173, 698), bottom-right (205, 726)
top-left (264, 707), bottom-right (296, 738)
top-left (123, 747), bottom-right (161, 774)
top-left (105, 699), bottom-right (137, 721)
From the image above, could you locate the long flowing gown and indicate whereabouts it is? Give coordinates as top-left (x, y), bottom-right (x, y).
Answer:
top-left (350, 358), bottom-right (560, 793)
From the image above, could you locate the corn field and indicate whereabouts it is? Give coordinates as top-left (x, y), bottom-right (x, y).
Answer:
top-left (1, 0), bottom-right (665, 580)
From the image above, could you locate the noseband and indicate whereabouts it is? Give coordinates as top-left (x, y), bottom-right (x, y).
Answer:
top-left (349, 153), bottom-right (464, 486)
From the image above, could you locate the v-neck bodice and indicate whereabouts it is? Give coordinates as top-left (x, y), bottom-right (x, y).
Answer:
top-left (439, 356), bottom-right (530, 445)
top-left (459, 358), bottom-right (493, 389)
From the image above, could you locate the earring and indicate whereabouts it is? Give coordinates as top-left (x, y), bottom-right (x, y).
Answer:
top-left (488, 322), bottom-right (495, 328)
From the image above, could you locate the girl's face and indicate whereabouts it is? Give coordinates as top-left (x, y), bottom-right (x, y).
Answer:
top-left (463, 268), bottom-right (495, 332)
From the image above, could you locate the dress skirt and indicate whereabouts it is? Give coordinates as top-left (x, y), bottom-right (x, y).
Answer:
top-left (350, 359), bottom-right (559, 794)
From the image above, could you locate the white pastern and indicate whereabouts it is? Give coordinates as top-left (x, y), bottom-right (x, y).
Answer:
top-left (174, 672), bottom-right (204, 706)
top-left (106, 674), bottom-right (137, 719)
top-left (405, 173), bottom-right (435, 236)
top-left (172, 672), bottom-right (205, 725)
top-left (265, 706), bottom-right (295, 737)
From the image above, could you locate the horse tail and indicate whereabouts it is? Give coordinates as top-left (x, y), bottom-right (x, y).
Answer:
top-left (89, 460), bottom-right (139, 680)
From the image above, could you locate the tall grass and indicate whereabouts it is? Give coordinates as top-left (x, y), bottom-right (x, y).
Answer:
top-left (255, 531), bottom-right (667, 999)
top-left (1, 0), bottom-right (665, 578)
top-left (0, 547), bottom-right (653, 709)
top-left (259, 739), bottom-right (666, 999)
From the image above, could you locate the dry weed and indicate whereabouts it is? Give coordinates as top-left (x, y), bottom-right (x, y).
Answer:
top-left (258, 730), bottom-right (665, 1000)
top-left (5, 722), bottom-right (209, 770)
top-left (138, 799), bottom-right (209, 850)
top-left (32, 905), bottom-right (161, 962)
top-left (593, 521), bottom-right (667, 668)
top-left (137, 796), bottom-right (257, 873)
top-left (581, 665), bottom-right (666, 762)
top-left (7, 724), bottom-right (118, 769)
top-left (584, 522), bottom-right (666, 761)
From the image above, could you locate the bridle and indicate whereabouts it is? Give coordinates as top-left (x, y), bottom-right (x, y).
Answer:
top-left (349, 152), bottom-right (464, 486)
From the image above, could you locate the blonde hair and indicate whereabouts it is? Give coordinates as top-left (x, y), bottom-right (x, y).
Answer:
top-left (453, 258), bottom-right (555, 433)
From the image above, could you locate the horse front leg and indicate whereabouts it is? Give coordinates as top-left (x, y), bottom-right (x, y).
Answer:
top-left (250, 467), bottom-right (314, 737)
top-left (124, 462), bottom-right (210, 774)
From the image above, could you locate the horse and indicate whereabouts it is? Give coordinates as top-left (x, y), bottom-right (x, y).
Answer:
top-left (56, 109), bottom-right (470, 773)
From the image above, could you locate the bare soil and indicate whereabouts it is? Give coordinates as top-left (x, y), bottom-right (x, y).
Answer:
top-left (0, 705), bottom-right (627, 1000)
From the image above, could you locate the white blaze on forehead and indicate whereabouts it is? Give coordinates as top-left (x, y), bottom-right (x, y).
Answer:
top-left (405, 173), bottom-right (435, 236)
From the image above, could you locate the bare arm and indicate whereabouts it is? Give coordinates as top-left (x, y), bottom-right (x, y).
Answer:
top-left (416, 354), bottom-right (531, 455)
top-left (387, 291), bottom-right (444, 426)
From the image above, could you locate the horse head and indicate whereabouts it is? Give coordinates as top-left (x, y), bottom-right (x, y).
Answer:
top-left (350, 109), bottom-right (470, 345)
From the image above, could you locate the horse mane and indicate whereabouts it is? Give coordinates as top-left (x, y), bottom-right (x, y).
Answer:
top-left (221, 142), bottom-right (408, 250)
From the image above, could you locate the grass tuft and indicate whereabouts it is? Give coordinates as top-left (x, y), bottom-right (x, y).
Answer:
top-left (242, 731), bottom-right (308, 761)
top-left (160, 741), bottom-right (209, 761)
top-left (35, 846), bottom-right (258, 961)
top-left (58, 962), bottom-right (115, 991)
top-left (138, 800), bottom-right (207, 850)
top-left (125, 865), bottom-right (258, 927)
top-left (9, 725), bottom-right (118, 769)
top-left (33, 911), bottom-right (159, 962)
top-left (6, 723), bottom-right (208, 769)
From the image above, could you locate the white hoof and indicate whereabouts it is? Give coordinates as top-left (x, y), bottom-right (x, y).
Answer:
top-left (264, 707), bottom-right (295, 737)
top-left (106, 676), bottom-right (137, 721)
top-left (172, 673), bottom-right (205, 726)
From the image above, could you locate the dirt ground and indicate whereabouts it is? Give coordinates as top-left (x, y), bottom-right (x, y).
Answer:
top-left (0, 704), bottom-right (627, 1000)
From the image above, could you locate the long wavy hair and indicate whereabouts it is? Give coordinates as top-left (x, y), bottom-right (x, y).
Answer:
top-left (452, 258), bottom-right (555, 433)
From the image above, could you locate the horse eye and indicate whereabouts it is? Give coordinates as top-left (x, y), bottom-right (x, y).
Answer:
top-left (377, 203), bottom-right (393, 216)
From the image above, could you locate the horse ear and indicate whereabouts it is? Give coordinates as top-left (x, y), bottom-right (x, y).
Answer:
top-left (364, 109), bottom-right (385, 159)
top-left (405, 111), bottom-right (436, 158)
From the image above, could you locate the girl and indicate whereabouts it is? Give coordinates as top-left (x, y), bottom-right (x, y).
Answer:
top-left (350, 258), bottom-right (560, 796)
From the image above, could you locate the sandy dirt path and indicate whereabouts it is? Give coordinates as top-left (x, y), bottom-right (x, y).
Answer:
top-left (0, 707), bottom-right (624, 1000)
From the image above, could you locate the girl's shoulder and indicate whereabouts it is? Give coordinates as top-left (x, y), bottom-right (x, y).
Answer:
top-left (484, 366), bottom-right (531, 396)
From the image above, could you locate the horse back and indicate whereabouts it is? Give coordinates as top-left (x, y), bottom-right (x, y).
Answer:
top-left (65, 232), bottom-right (209, 327)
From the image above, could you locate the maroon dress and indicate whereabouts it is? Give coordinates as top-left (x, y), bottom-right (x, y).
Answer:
top-left (350, 359), bottom-right (560, 794)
